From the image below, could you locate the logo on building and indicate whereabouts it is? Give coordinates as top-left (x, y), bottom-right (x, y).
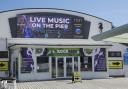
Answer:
top-left (98, 22), bottom-right (103, 33)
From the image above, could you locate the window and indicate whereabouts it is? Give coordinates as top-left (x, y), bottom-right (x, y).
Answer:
top-left (37, 56), bottom-right (49, 72)
top-left (21, 60), bottom-right (34, 73)
top-left (80, 56), bottom-right (92, 71)
top-left (0, 51), bottom-right (8, 58)
top-left (108, 51), bottom-right (122, 57)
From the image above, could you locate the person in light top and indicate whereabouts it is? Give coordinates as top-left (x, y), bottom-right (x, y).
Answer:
top-left (17, 15), bottom-right (34, 38)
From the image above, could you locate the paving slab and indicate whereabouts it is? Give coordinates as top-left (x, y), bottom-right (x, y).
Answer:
top-left (15, 78), bottom-right (128, 89)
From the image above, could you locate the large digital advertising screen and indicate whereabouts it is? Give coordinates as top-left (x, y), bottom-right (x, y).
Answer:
top-left (15, 13), bottom-right (90, 39)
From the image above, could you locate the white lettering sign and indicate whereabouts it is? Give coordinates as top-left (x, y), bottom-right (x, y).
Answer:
top-left (29, 16), bottom-right (70, 29)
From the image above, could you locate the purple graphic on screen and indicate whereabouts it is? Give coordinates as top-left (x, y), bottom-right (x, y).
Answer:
top-left (21, 48), bottom-right (32, 58)
top-left (16, 14), bottom-right (88, 39)
top-left (17, 15), bottom-right (34, 38)
top-left (94, 48), bottom-right (107, 72)
top-left (21, 48), bottom-right (34, 73)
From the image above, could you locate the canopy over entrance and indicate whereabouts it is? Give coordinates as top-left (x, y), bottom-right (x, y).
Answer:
top-left (7, 38), bottom-right (112, 48)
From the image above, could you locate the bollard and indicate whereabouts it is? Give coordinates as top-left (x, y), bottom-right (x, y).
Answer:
top-left (3, 80), bottom-right (7, 89)
top-left (13, 79), bottom-right (16, 89)
top-left (0, 80), bottom-right (7, 89)
top-left (0, 80), bottom-right (3, 89)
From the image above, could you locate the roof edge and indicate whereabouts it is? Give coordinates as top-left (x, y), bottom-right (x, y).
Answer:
top-left (0, 8), bottom-right (112, 24)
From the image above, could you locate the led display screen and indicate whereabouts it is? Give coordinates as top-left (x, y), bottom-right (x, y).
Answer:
top-left (14, 13), bottom-right (90, 39)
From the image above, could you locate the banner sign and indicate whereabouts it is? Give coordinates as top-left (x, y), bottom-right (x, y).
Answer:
top-left (0, 61), bottom-right (8, 71)
top-left (20, 48), bottom-right (34, 73)
top-left (47, 48), bottom-right (80, 56)
top-left (94, 48), bottom-right (107, 72)
top-left (16, 13), bottom-right (89, 39)
top-left (109, 60), bottom-right (123, 69)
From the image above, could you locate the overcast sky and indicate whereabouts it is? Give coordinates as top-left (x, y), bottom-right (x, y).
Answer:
top-left (0, 0), bottom-right (128, 27)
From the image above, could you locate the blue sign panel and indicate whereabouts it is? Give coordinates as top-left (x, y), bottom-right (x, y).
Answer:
top-left (124, 48), bottom-right (128, 65)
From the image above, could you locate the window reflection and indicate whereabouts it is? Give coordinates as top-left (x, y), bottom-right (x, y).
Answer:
top-left (80, 56), bottom-right (92, 71)
top-left (37, 56), bottom-right (49, 72)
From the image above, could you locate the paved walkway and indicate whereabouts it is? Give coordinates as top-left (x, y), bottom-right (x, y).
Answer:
top-left (16, 78), bottom-right (128, 89)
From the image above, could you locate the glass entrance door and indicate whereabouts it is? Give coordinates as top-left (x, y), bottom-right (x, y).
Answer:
top-left (74, 57), bottom-right (79, 71)
top-left (52, 57), bottom-right (56, 78)
top-left (57, 58), bottom-right (64, 77)
top-left (66, 57), bottom-right (79, 77)
top-left (52, 57), bottom-right (64, 78)
top-left (66, 57), bottom-right (73, 77)
top-left (51, 57), bottom-right (80, 78)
